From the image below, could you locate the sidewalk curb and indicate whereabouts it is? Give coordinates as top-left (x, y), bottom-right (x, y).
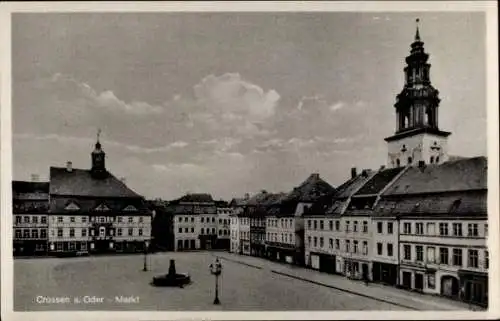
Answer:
top-left (270, 270), bottom-right (420, 311)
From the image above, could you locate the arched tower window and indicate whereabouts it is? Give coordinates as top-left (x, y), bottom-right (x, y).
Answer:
top-left (436, 156), bottom-right (440, 163)
top-left (430, 156), bottom-right (434, 164)
top-left (408, 157), bottom-right (413, 164)
top-left (396, 159), bottom-right (401, 167)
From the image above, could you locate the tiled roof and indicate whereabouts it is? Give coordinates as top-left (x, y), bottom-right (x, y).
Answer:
top-left (12, 181), bottom-right (49, 194)
top-left (334, 171), bottom-right (376, 199)
top-left (49, 197), bottom-right (150, 214)
top-left (49, 167), bottom-right (141, 198)
top-left (282, 173), bottom-right (336, 203)
top-left (303, 192), bottom-right (336, 217)
top-left (178, 193), bottom-right (214, 204)
top-left (374, 191), bottom-right (486, 217)
top-left (229, 198), bottom-right (247, 207)
top-left (354, 167), bottom-right (405, 196)
top-left (383, 157), bottom-right (487, 195)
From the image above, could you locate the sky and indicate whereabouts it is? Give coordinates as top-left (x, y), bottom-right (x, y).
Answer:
top-left (11, 12), bottom-right (487, 200)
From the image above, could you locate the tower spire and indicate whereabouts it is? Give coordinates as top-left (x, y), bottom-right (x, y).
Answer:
top-left (97, 128), bottom-right (101, 143)
top-left (415, 18), bottom-right (421, 41)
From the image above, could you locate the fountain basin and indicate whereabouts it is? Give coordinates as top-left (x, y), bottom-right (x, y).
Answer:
top-left (152, 273), bottom-right (191, 287)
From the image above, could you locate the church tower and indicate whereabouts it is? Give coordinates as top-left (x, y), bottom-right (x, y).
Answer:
top-left (91, 129), bottom-right (107, 178)
top-left (385, 19), bottom-right (451, 168)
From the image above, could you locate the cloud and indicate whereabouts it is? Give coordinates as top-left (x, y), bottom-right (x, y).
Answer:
top-left (50, 73), bottom-right (163, 115)
top-left (329, 101), bottom-right (345, 111)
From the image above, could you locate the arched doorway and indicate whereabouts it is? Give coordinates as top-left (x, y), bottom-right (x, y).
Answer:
top-left (441, 275), bottom-right (460, 298)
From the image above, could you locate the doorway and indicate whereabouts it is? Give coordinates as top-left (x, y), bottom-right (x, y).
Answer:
top-left (402, 271), bottom-right (412, 289)
top-left (414, 273), bottom-right (424, 291)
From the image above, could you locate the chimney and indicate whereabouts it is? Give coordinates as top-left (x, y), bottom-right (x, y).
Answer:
top-left (261, 189), bottom-right (268, 194)
top-left (361, 169), bottom-right (370, 177)
top-left (311, 173), bottom-right (320, 180)
top-left (30, 174), bottom-right (39, 182)
top-left (66, 161), bottom-right (73, 172)
top-left (351, 167), bottom-right (357, 178)
top-left (120, 177), bottom-right (127, 184)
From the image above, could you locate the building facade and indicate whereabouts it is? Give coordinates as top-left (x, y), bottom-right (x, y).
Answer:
top-left (13, 180), bottom-right (50, 256)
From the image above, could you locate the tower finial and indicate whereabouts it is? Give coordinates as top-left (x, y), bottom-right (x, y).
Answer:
top-left (97, 128), bottom-right (101, 142)
top-left (415, 18), bottom-right (421, 41)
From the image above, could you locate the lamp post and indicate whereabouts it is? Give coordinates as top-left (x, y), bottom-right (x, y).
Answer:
top-left (209, 257), bottom-right (222, 305)
top-left (143, 240), bottom-right (149, 271)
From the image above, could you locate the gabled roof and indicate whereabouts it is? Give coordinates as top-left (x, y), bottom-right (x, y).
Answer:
top-left (354, 167), bottom-right (405, 196)
top-left (282, 173), bottom-right (335, 203)
top-left (49, 167), bottom-right (141, 198)
top-left (334, 171), bottom-right (375, 199)
top-left (383, 157), bottom-right (487, 196)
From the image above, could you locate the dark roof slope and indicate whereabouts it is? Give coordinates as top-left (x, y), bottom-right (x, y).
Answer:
top-left (12, 181), bottom-right (49, 194)
top-left (383, 157), bottom-right (487, 196)
top-left (49, 167), bottom-right (141, 198)
top-left (283, 173), bottom-right (335, 203)
top-left (355, 167), bottom-right (405, 196)
top-left (334, 171), bottom-right (375, 199)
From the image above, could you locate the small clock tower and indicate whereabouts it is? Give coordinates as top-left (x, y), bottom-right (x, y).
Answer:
top-left (91, 129), bottom-right (107, 178)
top-left (385, 19), bottom-right (451, 168)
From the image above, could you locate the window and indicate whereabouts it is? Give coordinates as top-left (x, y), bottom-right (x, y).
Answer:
top-left (320, 237), bottom-right (324, 248)
top-left (128, 217), bottom-right (133, 223)
top-left (439, 223), bottom-right (449, 236)
top-left (139, 228), bottom-right (143, 236)
top-left (219, 230), bottom-right (222, 236)
top-left (178, 217), bottom-right (182, 222)
top-left (363, 241), bottom-right (368, 255)
top-left (386, 222), bottom-right (393, 234)
top-left (24, 216), bottom-right (30, 223)
top-left (314, 220), bottom-right (317, 230)
top-left (307, 220), bottom-right (312, 229)
top-left (40, 229), bottom-right (47, 238)
top-left (427, 247), bottom-right (435, 263)
top-left (485, 251), bottom-right (489, 269)
top-left (426, 223), bottom-right (435, 235)
top-left (57, 228), bottom-right (63, 238)
top-left (377, 222), bottom-right (383, 233)
top-left (58, 217), bottom-right (63, 223)
top-left (219, 219), bottom-right (222, 224)
top-left (468, 249), bottom-right (478, 268)
top-left (353, 221), bottom-right (358, 232)
top-left (345, 221), bottom-right (350, 232)
top-left (403, 245), bottom-right (411, 260)
top-left (184, 228), bottom-right (188, 233)
top-left (191, 227), bottom-right (195, 233)
top-left (212, 217), bottom-right (215, 223)
top-left (15, 230), bottom-right (22, 238)
top-left (387, 243), bottom-right (393, 257)
top-left (191, 217), bottom-right (195, 222)
top-left (452, 248), bottom-right (463, 266)
top-left (82, 217), bottom-right (87, 223)
top-left (33, 216), bottom-right (38, 224)
top-left (377, 243), bottom-right (383, 255)
top-left (201, 228), bottom-right (204, 234)
top-left (320, 220), bottom-right (324, 230)
top-left (139, 217), bottom-right (143, 223)
top-left (335, 239), bottom-right (340, 250)
top-left (329, 220), bottom-right (333, 231)
top-left (313, 237), bottom-right (318, 247)
top-left (16, 216), bottom-right (21, 224)
top-left (453, 223), bottom-right (462, 236)
top-left (485, 223), bottom-right (488, 237)
top-left (69, 228), bottom-right (75, 237)
top-left (128, 228), bottom-right (133, 236)
top-left (345, 240), bottom-right (350, 252)
top-left (82, 229), bottom-right (87, 237)
top-left (468, 223), bottom-right (478, 237)
top-left (308, 236), bottom-right (311, 246)
top-left (178, 228), bottom-right (182, 233)
top-left (69, 242), bottom-right (76, 251)
top-left (416, 223), bottom-right (424, 235)
top-left (212, 228), bottom-right (215, 234)
top-left (31, 229), bottom-right (38, 238)
top-left (201, 217), bottom-right (204, 223)
top-left (403, 222), bottom-right (411, 234)
top-left (335, 220), bottom-right (340, 231)
top-left (363, 221), bottom-right (368, 233)
top-left (416, 246), bottom-right (423, 262)
top-left (41, 216), bottom-right (47, 224)
top-left (353, 240), bottom-right (358, 253)
top-left (329, 238), bottom-right (333, 248)
top-left (100, 217), bottom-right (105, 223)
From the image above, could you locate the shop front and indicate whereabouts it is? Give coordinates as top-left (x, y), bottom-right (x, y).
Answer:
top-left (458, 270), bottom-right (488, 307)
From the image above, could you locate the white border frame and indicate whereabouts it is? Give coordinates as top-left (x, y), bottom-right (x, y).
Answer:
top-left (1, 1), bottom-right (498, 320)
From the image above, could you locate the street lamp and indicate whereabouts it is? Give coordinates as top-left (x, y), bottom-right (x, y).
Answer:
top-left (209, 257), bottom-right (222, 305)
top-left (143, 240), bottom-right (150, 271)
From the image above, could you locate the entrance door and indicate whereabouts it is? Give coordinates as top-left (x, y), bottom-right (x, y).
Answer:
top-left (402, 271), bottom-right (412, 289)
top-left (441, 276), bottom-right (459, 298)
top-left (414, 273), bottom-right (424, 291)
top-left (362, 264), bottom-right (369, 281)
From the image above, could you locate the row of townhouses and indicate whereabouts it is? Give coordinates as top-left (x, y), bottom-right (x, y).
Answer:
top-left (13, 137), bottom-right (153, 256)
top-left (225, 27), bottom-right (488, 307)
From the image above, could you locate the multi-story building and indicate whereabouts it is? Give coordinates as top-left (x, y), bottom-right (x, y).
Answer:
top-left (304, 168), bottom-right (374, 274)
top-left (149, 199), bottom-right (175, 251)
top-left (229, 196), bottom-right (247, 253)
top-left (239, 213), bottom-right (251, 255)
top-left (12, 179), bottom-right (50, 256)
top-left (170, 193), bottom-right (217, 251)
top-left (375, 157), bottom-right (487, 306)
top-left (47, 136), bottom-right (152, 255)
top-left (216, 202), bottom-right (232, 250)
top-left (266, 173), bottom-right (335, 265)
